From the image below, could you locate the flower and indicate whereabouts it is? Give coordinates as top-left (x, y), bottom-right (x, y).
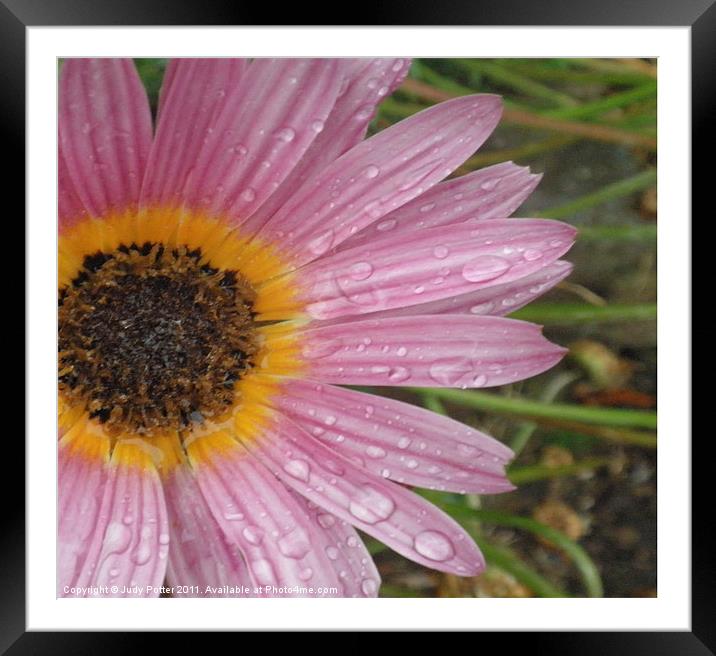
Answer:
top-left (58, 58), bottom-right (576, 598)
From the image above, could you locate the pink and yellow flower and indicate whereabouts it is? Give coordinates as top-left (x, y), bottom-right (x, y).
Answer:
top-left (58, 58), bottom-right (575, 597)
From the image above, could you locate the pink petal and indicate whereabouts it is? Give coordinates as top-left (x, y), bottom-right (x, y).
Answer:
top-left (243, 58), bottom-right (410, 234)
top-left (59, 59), bottom-right (153, 219)
top-left (163, 462), bottom-right (253, 596)
top-left (188, 434), bottom-right (351, 596)
top-left (58, 149), bottom-right (89, 232)
top-left (270, 218), bottom-right (575, 321)
top-left (291, 314), bottom-right (567, 388)
top-left (274, 379), bottom-right (514, 494)
top-left (70, 442), bottom-right (169, 597)
top-left (238, 414), bottom-right (485, 576)
top-left (180, 58), bottom-right (346, 221)
top-left (336, 161), bottom-right (541, 252)
top-left (252, 94), bottom-right (503, 268)
top-left (140, 58), bottom-right (249, 207)
top-left (285, 486), bottom-right (381, 597)
top-left (369, 260), bottom-right (573, 319)
top-left (57, 439), bottom-right (109, 594)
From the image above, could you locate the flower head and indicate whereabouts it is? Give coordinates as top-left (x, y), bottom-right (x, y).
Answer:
top-left (58, 58), bottom-right (575, 597)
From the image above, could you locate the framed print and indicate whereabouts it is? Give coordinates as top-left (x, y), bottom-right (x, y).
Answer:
top-left (10, 0), bottom-right (707, 650)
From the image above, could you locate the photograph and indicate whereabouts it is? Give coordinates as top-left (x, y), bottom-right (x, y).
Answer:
top-left (57, 56), bottom-right (657, 601)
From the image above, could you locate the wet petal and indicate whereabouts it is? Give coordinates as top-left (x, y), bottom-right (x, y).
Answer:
top-left (369, 260), bottom-right (573, 319)
top-left (258, 219), bottom-right (575, 321)
top-left (71, 441), bottom-right (169, 597)
top-left (141, 58), bottom-right (249, 207)
top-left (59, 58), bottom-right (152, 219)
top-left (273, 379), bottom-right (514, 494)
top-left (181, 58), bottom-right (345, 221)
top-left (252, 94), bottom-right (503, 268)
top-left (155, 435), bottom-right (253, 596)
top-left (187, 431), bottom-right (350, 596)
top-left (236, 413), bottom-right (485, 576)
top-left (336, 161), bottom-right (541, 251)
top-left (244, 58), bottom-right (410, 233)
top-left (280, 314), bottom-right (567, 388)
top-left (57, 422), bottom-right (110, 594)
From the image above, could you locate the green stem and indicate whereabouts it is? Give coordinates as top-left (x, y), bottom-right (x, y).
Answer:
top-left (577, 225), bottom-right (657, 241)
top-left (510, 302), bottom-right (657, 325)
top-left (536, 169), bottom-right (657, 219)
top-left (544, 81), bottom-right (657, 120)
top-left (409, 388), bottom-right (657, 430)
top-left (510, 372), bottom-right (580, 456)
top-left (507, 457), bottom-right (612, 484)
top-left (454, 60), bottom-right (579, 108)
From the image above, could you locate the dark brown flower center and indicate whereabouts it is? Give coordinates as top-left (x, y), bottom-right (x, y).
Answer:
top-left (58, 242), bottom-right (259, 435)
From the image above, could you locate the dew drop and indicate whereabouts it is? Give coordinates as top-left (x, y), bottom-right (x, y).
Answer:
top-left (275, 127), bottom-right (296, 142)
top-left (317, 513), bottom-right (336, 529)
top-left (283, 459), bottom-right (311, 482)
top-left (307, 229), bottom-right (334, 256)
top-left (278, 527), bottom-right (311, 559)
top-left (251, 558), bottom-right (277, 585)
top-left (366, 446), bottom-right (387, 459)
top-left (433, 246), bottom-right (449, 259)
top-left (523, 249), bottom-right (543, 261)
top-left (376, 218), bottom-right (397, 232)
top-left (429, 358), bottom-right (474, 386)
top-left (301, 338), bottom-right (343, 360)
top-left (414, 530), bottom-right (455, 562)
top-left (361, 578), bottom-right (378, 595)
top-left (462, 256), bottom-right (510, 282)
top-left (364, 165), bottom-right (380, 179)
top-left (388, 366), bottom-right (411, 382)
top-left (238, 527), bottom-right (263, 548)
top-left (349, 261), bottom-right (373, 281)
top-left (348, 485), bottom-right (396, 524)
top-left (241, 187), bottom-right (256, 202)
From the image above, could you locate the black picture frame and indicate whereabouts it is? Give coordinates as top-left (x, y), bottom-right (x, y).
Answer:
top-left (9, 0), bottom-right (704, 650)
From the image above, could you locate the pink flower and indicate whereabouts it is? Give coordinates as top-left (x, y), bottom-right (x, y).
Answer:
top-left (58, 58), bottom-right (575, 598)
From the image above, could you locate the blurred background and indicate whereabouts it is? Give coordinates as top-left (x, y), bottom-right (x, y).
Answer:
top-left (136, 58), bottom-right (658, 598)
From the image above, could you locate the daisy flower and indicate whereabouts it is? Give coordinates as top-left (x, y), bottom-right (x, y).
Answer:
top-left (58, 58), bottom-right (576, 598)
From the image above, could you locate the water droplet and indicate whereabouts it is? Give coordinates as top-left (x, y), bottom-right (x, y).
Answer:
top-left (414, 530), bottom-right (455, 561)
top-left (429, 358), bottom-right (474, 386)
top-left (242, 526), bottom-right (264, 545)
top-left (364, 165), bottom-right (380, 179)
top-left (413, 285), bottom-right (425, 295)
top-left (388, 366), bottom-right (411, 382)
top-left (376, 218), bottom-right (397, 232)
top-left (158, 533), bottom-right (170, 545)
top-left (366, 446), bottom-right (387, 459)
top-left (275, 127), bottom-right (296, 143)
top-left (396, 346), bottom-right (408, 357)
top-left (251, 558), bottom-right (277, 585)
top-left (310, 119), bottom-right (325, 133)
top-left (307, 229), bottom-right (334, 256)
top-left (325, 546), bottom-right (339, 560)
top-left (241, 187), bottom-right (256, 202)
top-left (299, 568), bottom-right (313, 581)
top-left (480, 178), bottom-right (499, 191)
top-left (469, 301), bottom-right (495, 315)
top-left (348, 485), bottom-right (395, 524)
top-left (361, 578), bottom-right (378, 595)
top-left (472, 374), bottom-right (488, 387)
top-left (104, 522), bottom-right (132, 553)
top-left (349, 261), bottom-right (373, 280)
top-left (278, 527), bottom-right (311, 559)
top-left (301, 338), bottom-right (343, 360)
top-left (397, 436), bottom-right (411, 449)
top-left (523, 249), bottom-right (543, 261)
top-left (420, 202), bottom-right (436, 213)
top-left (283, 459), bottom-right (311, 482)
top-left (433, 246), bottom-right (449, 259)
top-left (317, 513), bottom-right (336, 529)
top-left (406, 459), bottom-right (419, 469)
top-left (461, 256), bottom-right (510, 282)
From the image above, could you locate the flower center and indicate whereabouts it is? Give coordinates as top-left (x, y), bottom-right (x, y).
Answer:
top-left (58, 242), bottom-right (259, 435)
